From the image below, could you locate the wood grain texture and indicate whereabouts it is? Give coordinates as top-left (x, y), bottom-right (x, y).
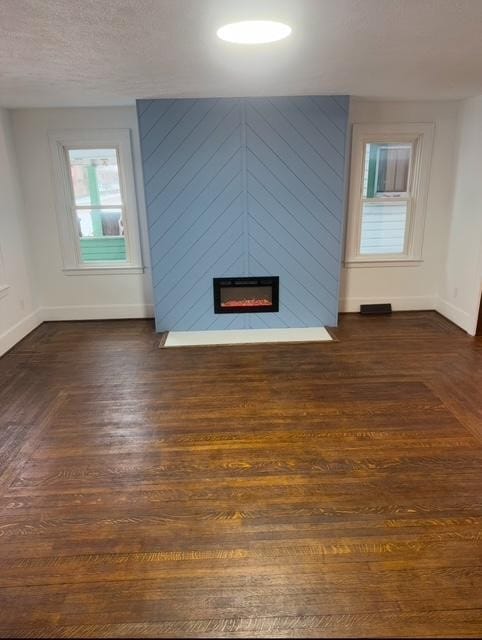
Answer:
top-left (0, 311), bottom-right (481, 638)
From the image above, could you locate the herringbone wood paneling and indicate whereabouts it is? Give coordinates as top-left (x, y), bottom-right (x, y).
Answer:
top-left (137, 96), bottom-right (348, 331)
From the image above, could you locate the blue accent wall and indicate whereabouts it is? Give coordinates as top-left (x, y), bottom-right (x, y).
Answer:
top-left (137, 96), bottom-right (349, 331)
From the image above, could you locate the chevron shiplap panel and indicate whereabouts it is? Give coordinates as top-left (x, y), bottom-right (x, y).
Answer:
top-left (137, 96), bottom-right (349, 331)
top-left (137, 98), bottom-right (247, 331)
top-left (245, 96), bottom-right (348, 327)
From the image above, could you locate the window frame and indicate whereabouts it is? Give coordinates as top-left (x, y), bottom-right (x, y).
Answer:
top-left (345, 123), bottom-right (434, 268)
top-left (49, 129), bottom-right (144, 275)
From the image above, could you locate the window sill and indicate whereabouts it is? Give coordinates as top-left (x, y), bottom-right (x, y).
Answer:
top-left (344, 259), bottom-right (423, 269)
top-left (0, 284), bottom-right (10, 299)
top-left (63, 266), bottom-right (145, 276)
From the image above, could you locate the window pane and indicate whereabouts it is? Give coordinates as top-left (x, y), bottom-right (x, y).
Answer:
top-left (76, 209), bottom-right (124, 238)
top-left (68, 148), bottom-right (122, 206)
top-left (360, 201), bottom-right (407, 255)
top-left (76, 208), bottom-right (126, 262)
top-left (376, 145), bottom-right (411, 193)
top-left (363, 143), bottom-right (412, 197)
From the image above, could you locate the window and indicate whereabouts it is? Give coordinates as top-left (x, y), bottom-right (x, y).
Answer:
top-left (345, 123), bottom-right (434, 266)
top-left (68, 148), bottom-right (126, 263)
top-left (49, 130), bottom-right (143, 274)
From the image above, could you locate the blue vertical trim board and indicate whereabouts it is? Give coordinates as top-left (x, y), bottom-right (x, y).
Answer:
top-left (137, 96), bottom-right (349, 331)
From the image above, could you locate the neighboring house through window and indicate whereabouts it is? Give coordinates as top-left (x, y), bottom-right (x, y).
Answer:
top-left (345, 123), bottom-right (434, 266)
top-left (49, 129), bottom-right (143, 274)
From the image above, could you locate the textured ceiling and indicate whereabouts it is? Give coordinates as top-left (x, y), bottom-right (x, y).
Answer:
top-left (1, 0), bottom-right (482, 107)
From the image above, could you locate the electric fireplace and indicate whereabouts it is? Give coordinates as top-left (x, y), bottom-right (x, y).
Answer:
top-left (213, 276), bottom-right (279, 314)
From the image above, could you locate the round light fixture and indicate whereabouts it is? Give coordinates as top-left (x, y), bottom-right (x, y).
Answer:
top-left (216, 20), bottom-right (292, 44)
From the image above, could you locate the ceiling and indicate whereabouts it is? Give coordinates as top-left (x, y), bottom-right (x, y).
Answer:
top-left (1, 0), bottom-right (482, 108)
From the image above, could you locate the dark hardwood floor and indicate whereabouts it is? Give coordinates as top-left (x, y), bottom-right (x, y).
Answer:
top-left (0, 311), bottom-right (481, 638)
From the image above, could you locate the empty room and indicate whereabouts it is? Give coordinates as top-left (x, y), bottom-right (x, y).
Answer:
top-left (1, 0), bottom-right (482, 637)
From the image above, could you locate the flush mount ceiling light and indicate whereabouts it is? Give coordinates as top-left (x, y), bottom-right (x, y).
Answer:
top-left (216, 20), bottom-right (292, 44)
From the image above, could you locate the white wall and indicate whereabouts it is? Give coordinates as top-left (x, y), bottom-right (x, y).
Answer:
top-left (340, 99), bottom-right (460, 312)
top-left (12, 107), bottom-right (153, 321)
top-left (0, 108), bottom-right (40, 356)
top-left (8, 100), bottom-right (475, 340)
top-left (438, 96), bottom-right (482, 335)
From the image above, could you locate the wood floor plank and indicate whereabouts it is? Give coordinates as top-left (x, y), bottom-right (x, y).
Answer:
top-left (0, 312), bottom-right (481, 637)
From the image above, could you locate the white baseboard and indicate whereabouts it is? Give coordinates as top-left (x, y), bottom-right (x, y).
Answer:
top-left (3, 298), bottom-right (472, 357)
top-left (435, 297), bottom-right (475, 335)
top-left (0, 309), bottom-right (43, 357)
top-left (0, 304), bottom-right (154, 356)
top-left (40, 304), bottom-right (154, 321)
top-left (339, 295), bottom-right (437, 313)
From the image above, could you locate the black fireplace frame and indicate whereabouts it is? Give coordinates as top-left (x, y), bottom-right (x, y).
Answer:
top-left (213, 276), bottom-right (279, 314)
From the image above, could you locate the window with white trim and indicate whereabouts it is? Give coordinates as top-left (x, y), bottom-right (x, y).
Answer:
top-left (49, 129), bottom-right (143, 275)
top-left (345, 123), bottom-right (434, 266)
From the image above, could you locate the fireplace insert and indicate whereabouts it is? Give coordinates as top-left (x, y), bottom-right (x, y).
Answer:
top-left (213, 276), bottom-right (279, 314)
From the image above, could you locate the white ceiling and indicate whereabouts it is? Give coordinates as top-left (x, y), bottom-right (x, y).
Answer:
top-left (1, 0), bottom-right (482, 108)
